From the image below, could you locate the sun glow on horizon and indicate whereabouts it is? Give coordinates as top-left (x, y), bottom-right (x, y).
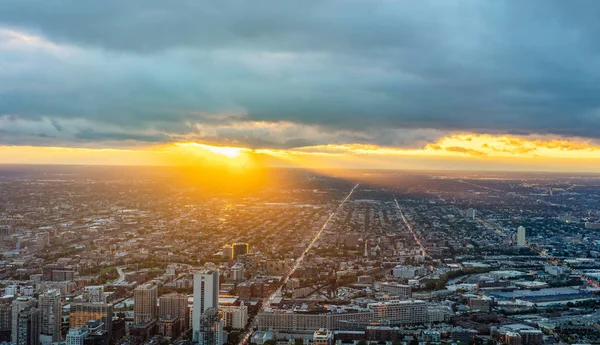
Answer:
top-left (175, 142), bottom-right (249, 159)
top-left (5, 133), bottom-right (600, 173)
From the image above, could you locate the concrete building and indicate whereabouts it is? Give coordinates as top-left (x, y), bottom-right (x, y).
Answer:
top-left (66, 326), bottom-right (89, 345)
top-left (4, 285), bottom-right (18, 297)
top-left (466, 208), bottom-right (476, 220)
top-left (39, 289), bottom-right (61, 342)
top-left (505, 331), bottom-right (522, 345)
top-left (158, 317), bottom-right (181, 339)
top-left (134, 284), bottom-right (158, 324)
top-left (69, 302), bottom-right (113, 338)
top-left (220, 303), bottom-right (248, 330)
top-left (379, 283), bottom-right (411, 299)
top-left (392, 266), bottom-right (425, 279)
top-left (256, 309), bottom-right (374, 331)
top-left (231, 263), bottom-right (244, 281)
top-left (16, 306), bottom-right (40, 345)
top-left (222, 245), bottom-right (233, 260)
top-left (469, 296), bottom-right (493, 312)
top-left (368, 300), bottom-right (427, 325)
top-left (0, 295), bottom-right (14, 342)
top-left (517, 226), bottom-right (526, 246)
top-left (427, 305), bottom-right (453, 323)
top-left (313, 329), bottom-right (333, 345)
top-left (11, 296), bottom-right (36, 344)
top-left (193, 270), bottom-right (219, 342)
top-left (198, 307), bottom-right (223, 345)
top-left (159, 293), bottom-right (188, 331)
top-left (519, 329), bottom-right (543, 345)
top-left (51, 269), bottom-right (74, 282)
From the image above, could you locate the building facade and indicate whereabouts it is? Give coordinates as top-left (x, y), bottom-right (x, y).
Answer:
top-left (66, 326), bottom-right (89, 345)
top-left (16, 306), bottom-right (40, 345)
top-left (198, 307), bottom-right (223, 345)
top-left (159, 293), bottom-right (188, 331)
top-left (193, 270), bottom-right (219, 342)
top-left (11, 296), bottom-right (36, 344)
top-left (368, 300), bottom-right (427, 325)
top-left (134, 284), bottom-right (158, 324)
top-left (70, 302), bottom-right (113, 339)
top-left (39, 289), bottom-right (62, 342)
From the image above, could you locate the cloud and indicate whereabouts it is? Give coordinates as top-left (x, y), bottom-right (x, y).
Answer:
top-left (1, 1), bottom-right (600, 148)
top-left (444, 146), bottom-right (487, 157)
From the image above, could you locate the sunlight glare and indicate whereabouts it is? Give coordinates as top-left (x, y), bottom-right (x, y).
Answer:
top-left (176, 142), bottom-right (248, 159)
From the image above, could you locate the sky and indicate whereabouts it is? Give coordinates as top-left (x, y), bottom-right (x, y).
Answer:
top-left (2, 1), bottom-right (600, 171)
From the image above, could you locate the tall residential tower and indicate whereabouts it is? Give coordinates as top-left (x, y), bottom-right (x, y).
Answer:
top-left (193, 270), bottom-right (219, 342)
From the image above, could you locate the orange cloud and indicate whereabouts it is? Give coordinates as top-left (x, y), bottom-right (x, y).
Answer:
top-left (3, 134), bottom-right (600, 173)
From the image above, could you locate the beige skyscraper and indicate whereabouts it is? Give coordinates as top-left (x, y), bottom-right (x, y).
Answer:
top-left (159, 293), bottom-right (189, 330)
top-left (134, 284), bottom-right (158, 324)
top-left (222, 245), bottom-right (233, 260)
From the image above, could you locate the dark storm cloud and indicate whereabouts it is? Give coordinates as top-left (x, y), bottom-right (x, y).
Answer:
top-left (1, 0), bottom-right (600, 146)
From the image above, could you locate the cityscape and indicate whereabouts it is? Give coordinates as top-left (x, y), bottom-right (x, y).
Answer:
top-left (2, 167), bottom-right (600, 345)
top-left (3, 1), bottom-right (600, 345)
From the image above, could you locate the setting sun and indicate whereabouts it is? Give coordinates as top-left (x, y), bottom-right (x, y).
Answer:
top-left (176, 142), bottom-right (248, 159)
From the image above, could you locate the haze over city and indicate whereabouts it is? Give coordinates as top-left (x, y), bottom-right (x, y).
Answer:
top-left (4, 2), bottom-right (600, 345)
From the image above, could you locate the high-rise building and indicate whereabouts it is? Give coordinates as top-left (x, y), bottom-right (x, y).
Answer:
top-left (231, 263), bottom-right (244, 281)
top-left (517, 226), bottom-right (526, 246)
top-left (11, 296), bottom-right (36, 344)
top-left (198, 307), bottom-right (223, 345)
top-left (159, 293), bottom-right (188, 331)
top-left (65, 326), bottom-right (89, 345)
top-left (222, 245), bottom-right (233, 260)
top-left (16, 306), bottom-right (40, 345)
top-left (134, 284), bottom-right (158, 324)
top-left (39, 289), bottom-right (62, 342)
top-left (466, 208), bottom-right (476, 220)
top-left (0, 296), bottom-right (14, 342)
top-left (193, 270), bottom-right (219, 342)
top-left (69, 302), bottom-right (113, 339)
top-left (232, 243), bottom-right (248, 258)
